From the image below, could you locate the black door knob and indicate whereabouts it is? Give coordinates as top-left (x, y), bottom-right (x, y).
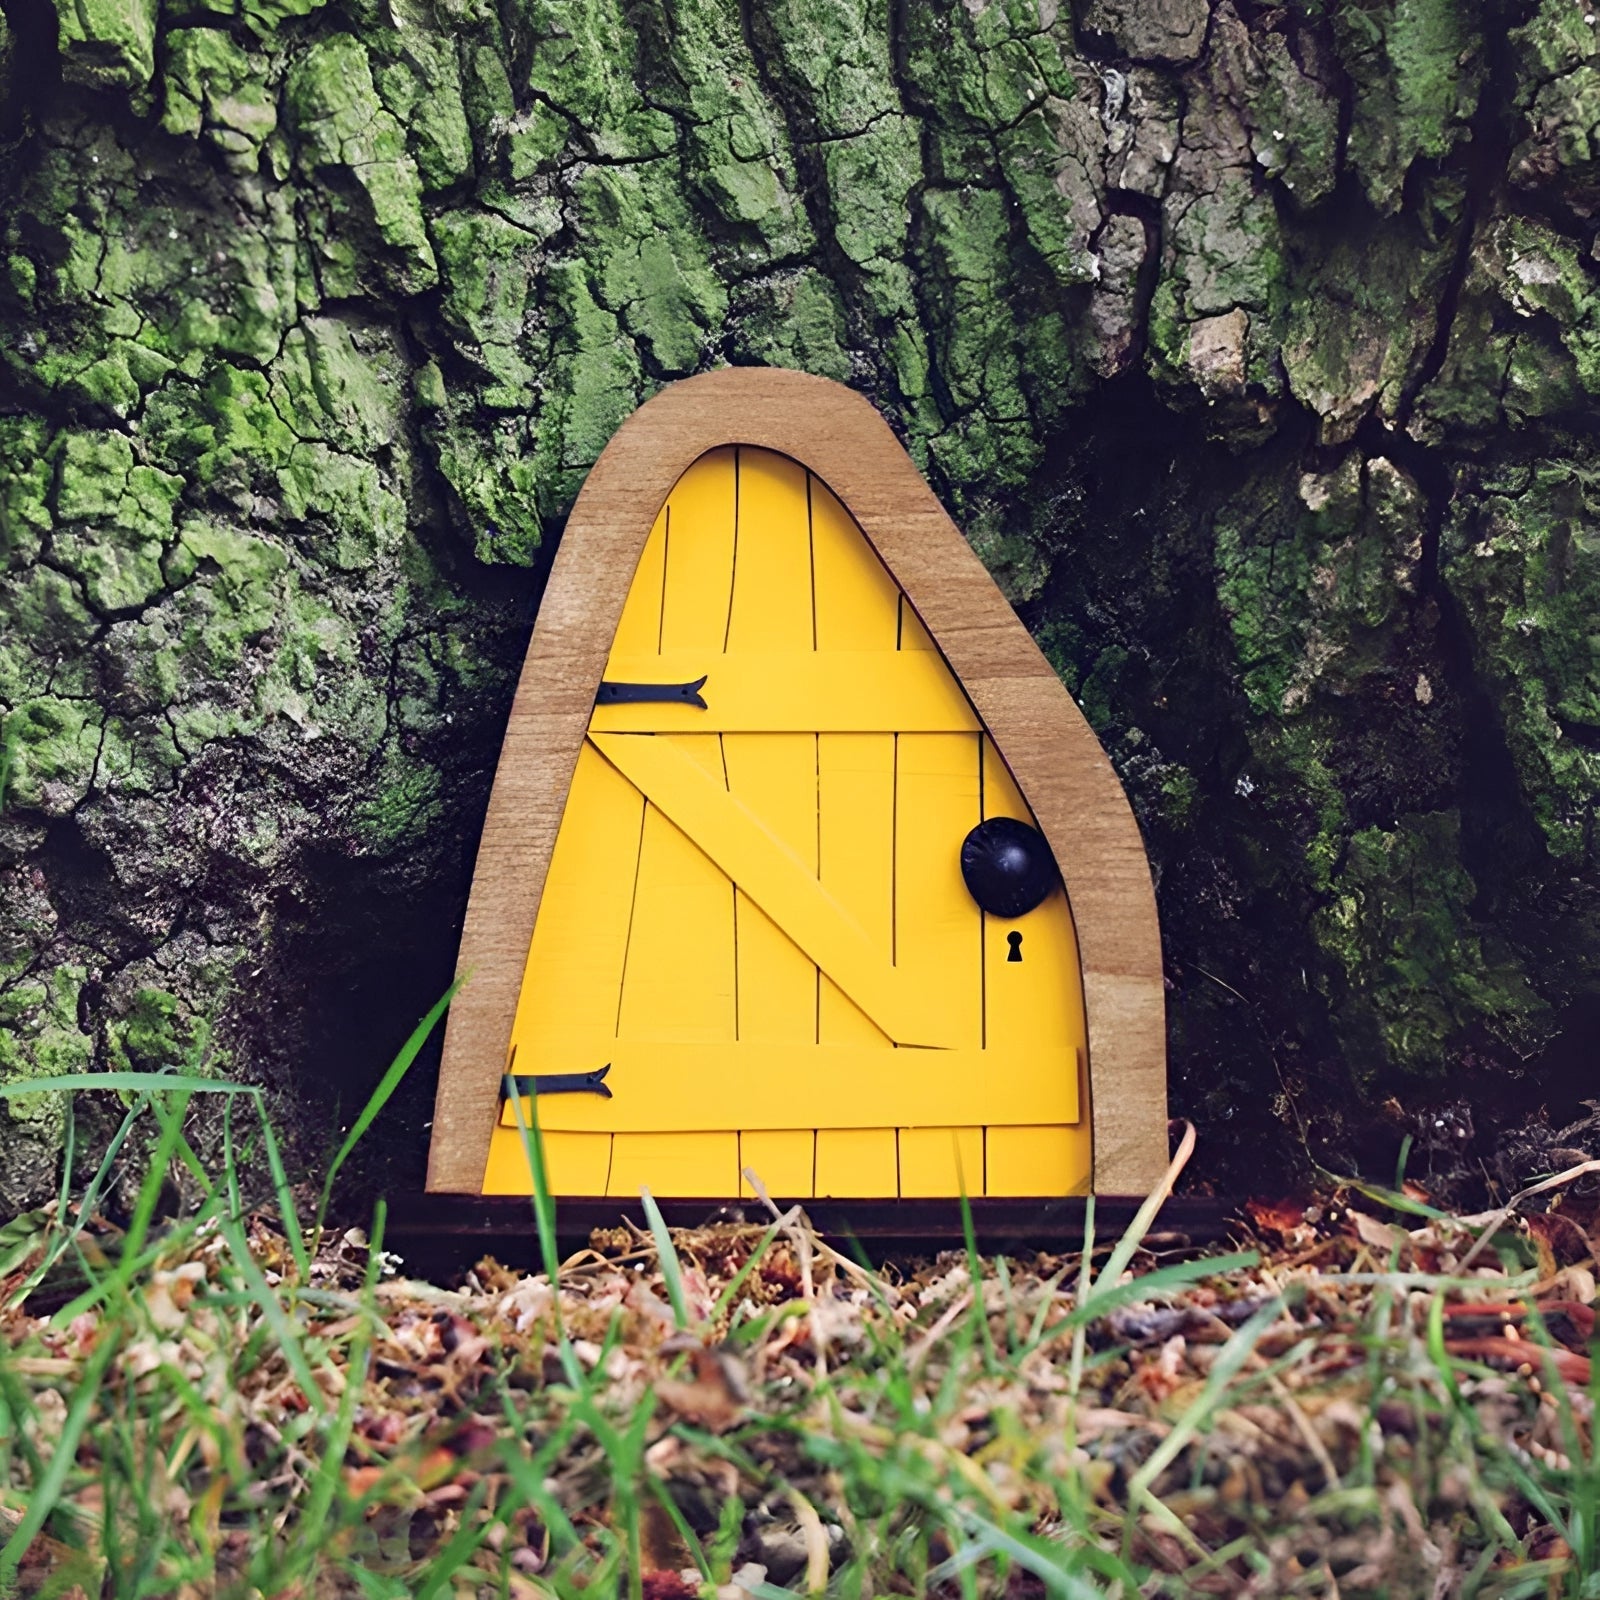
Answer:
top-left (960, 818), bottom-right (1059, 918)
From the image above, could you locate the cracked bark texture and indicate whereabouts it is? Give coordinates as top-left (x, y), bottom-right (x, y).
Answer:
top-left (1, 0), bottom-right (1596, 1206)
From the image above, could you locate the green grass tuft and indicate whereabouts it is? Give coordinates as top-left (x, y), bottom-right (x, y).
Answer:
top-left (0, 1047), bottom-right (1596, 1596)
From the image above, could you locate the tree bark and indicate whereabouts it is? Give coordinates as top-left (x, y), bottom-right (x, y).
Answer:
top-left (0, 0), bottom-right (1593, 1207)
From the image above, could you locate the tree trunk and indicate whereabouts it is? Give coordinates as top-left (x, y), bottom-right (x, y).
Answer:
top-left (0, 0), bottom-right (1592, 1209)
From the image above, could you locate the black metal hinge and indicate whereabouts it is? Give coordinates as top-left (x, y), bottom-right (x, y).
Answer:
top-left (501, 1065), bottom-right (613, 1100)
top-left (595, 675), bottom-right (708, 708)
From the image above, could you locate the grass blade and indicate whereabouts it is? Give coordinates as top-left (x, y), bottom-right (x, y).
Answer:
top-left (640, 1187), bottom-right (691, 1331)
top-left (0, 1334), bottom-right (119, 1588)
top-left (1128, 1295), bottom-right (1285, 1498)
top-left (505, 1083), bottom-right (562, 1292)
top-left (1088, 1120), bottom-right (1196, 1302)
top-left (0, 1072), bottom-right (264, 1098)
top-left (959, 1184), bottom-right (998, 1375)
top-left (316, 981), bottom-right (460, 1233)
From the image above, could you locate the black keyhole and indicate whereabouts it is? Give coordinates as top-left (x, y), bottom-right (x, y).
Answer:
top-left (1006, 931), bottom-right (1023, 963)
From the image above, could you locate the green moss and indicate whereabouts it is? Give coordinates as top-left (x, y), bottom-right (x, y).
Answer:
top-left (1443, 453), bottom-right (1600, 864)
top-left (1247, 32), bottom-right (1342, 207)
top-left (754, 0), bottom-right (900, 138)
top-left (51, 432), bottom-right (182, 613)
top-left (917, 186), bottom-right (1038, 498)
top-left (574, 163), bottom-right (727, 376)
top-left (966, 508), bottom-right (1051, 605)
top-left (1509, 0), bottom-right (1600, 198)
top-left (901, 2), bottom-right (1097, 287)
top-left (1416, 216), bottom-right (1600, 436)
top-left (822, 120), bottom-right (922, 274)
top-left (108, 987), bottom-right (197, 1071)
top-left (513, 0), bottom-right (673, 161)
top-left (162, 29), bottom-right (276, 172)
top-left (352, 752), bottom-right (442, 852)
top-left (367, 0), bottom-right (474, 193)
top-left (187, 366), bottom-right (299, 482)
top-left (538, 259), bottom-right (644, 486)
top-left (0, 420), bottom-right (55, 566)
top-left (732, 270), bottom-right (851, 382)
top-left (1313, 812), bottom-right (1544, 1073)
top-left (1157, 765), bottom-right (1200, 824)
top-left (1075, 645), bottom-right (1133, 735)
top-left (52, 0), bottom-right (157, 91)
top-left (413, 359), bottom-right (446, 412)
top-left (996, 113), bottom-right (1088, 285)
top-left (278, 444), bottom-right (406, 570)
top-left (5, 699), bottom-right (103, 815)
top-left (166, 521), bottom-right (290, 655)
top-left (430, 209), bottom-right (547, 409)
top-left (1174, 170), bottom-right (1285, 321)
top-left (181, 0), bottom-right (331, 38)
top-left (0, 965), bottom-right (91, 1140)
top-left (429, 406), bottom-right (544, 566)
top-left (272, 318), bottom-right (404, 455)
top-left (1334, 0), bottom-right (1484, 213)
top-left (1148, 164), bottom-right (1287, 409)
top-left (1387, 0), bottom-right (1478, 154)
top-left (0, 569), bottom-right (96, 704)
top-left (1215, 455), bottom-right (1421, 717)
top-left (1281, 208), bottom-right (1460, 440)
top-left (285, 36), bottom-right (437, 294)
top-left (1032, 616), bottom-right (1084, 695)
top-left (1253, 722), bottom-right (1352, 891)
top-left (1493, 219), bottom-right (1600, 396)
top-left (632, 0), bottom-right (812, 264)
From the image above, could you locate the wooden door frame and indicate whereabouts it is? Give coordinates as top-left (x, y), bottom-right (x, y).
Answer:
top-left (426, 368), bottom-right (1169, 1196)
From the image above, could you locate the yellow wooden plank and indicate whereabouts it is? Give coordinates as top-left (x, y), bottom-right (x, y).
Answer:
top-left (605, 727), bottom-right (733, 1213)
top-left (717, 455), bottom-right (817, 1065)
top-left (811, 476), bottom-right (899, 650)
top-left (507, 741), bottom-right (644, 1063)
top-left (723, 733), bottom-right (818, 1046)
top-left (979, 737), bottom-right (1092, 1196)
top-left (615, 734), bottom-right (736, 1044)
top-left (813, 484), bottom-right (901, 1192)
top-left (895, 733), bottom-right (983, 1047)
top-left (817, 733), bottom-right (894, 1047)
top-left (898, 1127), bottom-right (983, 1197)
top-left (985, 1125), bottom-right (1092, 1196)
top-left (483, 1127), bottom-right (612, 1195)
top-left (899, 594), bottom-right (937, 652)
top-left (590, 652), bottom-right (980, 733)
top-left (740, 1131), bottom-right (815, 1199)
top-left (728, 448), bottom-right (813, 650)
top-left (608, 506), bottom-right (668, 661)
top-left (592, 731), bottom-right (957, 1047)
top-left (815, 1129), bottom-right (897, 1197)
top-left (980, 737), bottom-right (1085, 1055)
top-left (661, 447), bottom-right (737, 651)
top-left (503, 1041), bottom-right (1076, 1130)
top-left (608, 1133), bottom-right (739, 1198)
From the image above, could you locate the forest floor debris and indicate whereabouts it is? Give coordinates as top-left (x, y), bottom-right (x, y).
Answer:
top-left (2, 1156), bottom-right (1599, 1598)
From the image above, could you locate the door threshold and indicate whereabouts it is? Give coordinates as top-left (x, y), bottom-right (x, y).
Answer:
top-left (382, 1192), bottom-right (1238, 1279)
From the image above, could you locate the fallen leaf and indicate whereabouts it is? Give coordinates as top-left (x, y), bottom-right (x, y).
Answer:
top-left (656, 1341), bottom-right (749, 1432)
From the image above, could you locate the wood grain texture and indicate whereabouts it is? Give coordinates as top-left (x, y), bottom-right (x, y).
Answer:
top-left (426, 368), bottom-right (1168, 1196)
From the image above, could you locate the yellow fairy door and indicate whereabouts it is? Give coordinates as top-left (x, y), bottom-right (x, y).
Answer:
top-left (482, 447), bottom-right (1090, 1199)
